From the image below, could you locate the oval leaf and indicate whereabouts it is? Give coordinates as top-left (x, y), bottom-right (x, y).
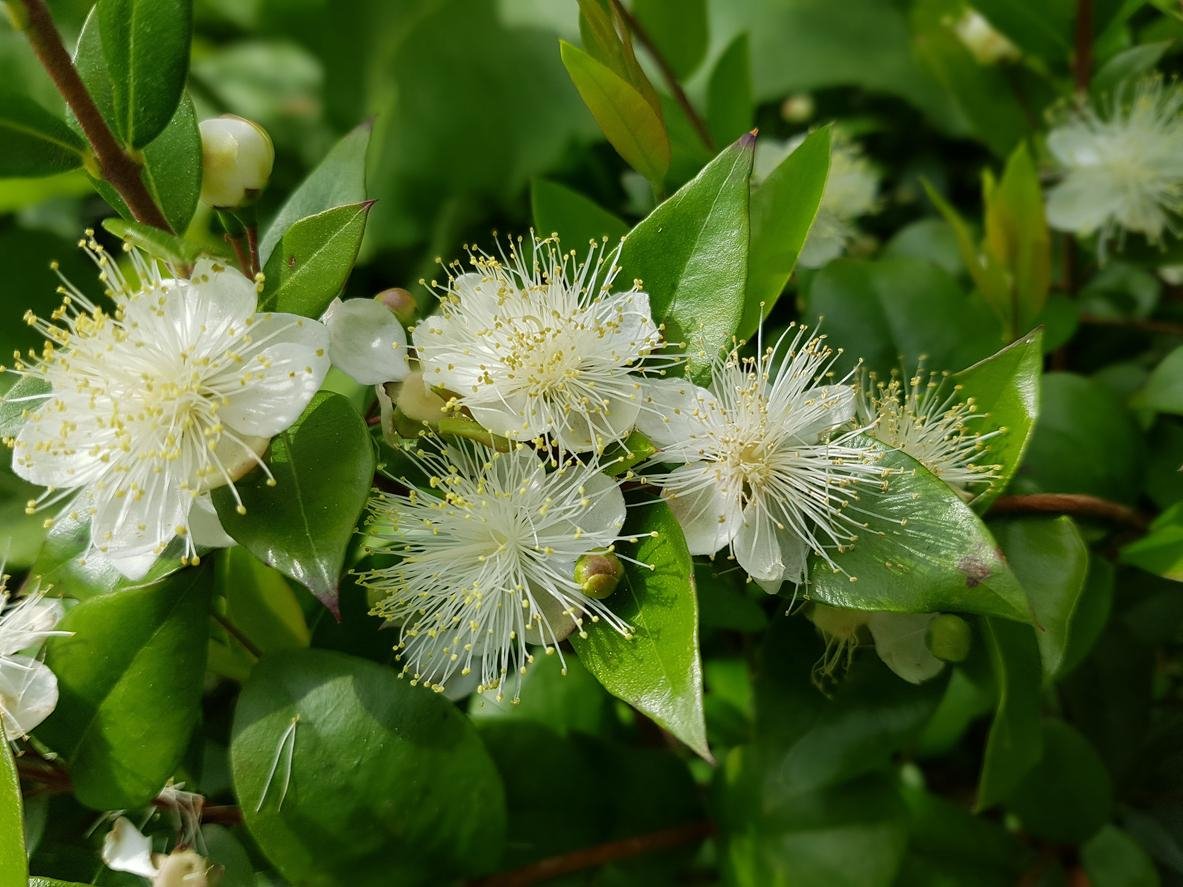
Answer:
top-left (0, 91), bottom-right (85, 177)
top-left (0, 723), bottom-right (26, 887)
top-left (571, 500), bottom-right (709, 760)
top-left (231, 649), bottom-right (506, 885)
top-left (213, 392), bottom-right (376, 616)
top-left (38, 565), bottom-right (212, 810)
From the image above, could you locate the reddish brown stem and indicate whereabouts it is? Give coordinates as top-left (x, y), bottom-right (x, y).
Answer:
top-left (989, 493), bottom-right (1148, 531)
top-left (245, 225), bottom-right (261, 277)
top-left (212, 611), bottom-right (262, 659)
top-left (18, 0), bottom-right (174, 232)
top-left (1073, 0), bottom-right (1094, 92)
top-left (1079, 313), bottom-right (1183, 337)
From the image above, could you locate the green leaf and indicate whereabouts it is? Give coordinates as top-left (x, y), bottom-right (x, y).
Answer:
top-left (1092, 41), bottom-right (1170, 97)
top-left (633, 0), bottom-right (708, 79)
top-left (571, 500), bottom-right (709, 759)
top-left (259, 202), bottom-right (372, 317)
top-left (530, 178), bottom-right (628, 248)
top-left (706, 33), bottom-right (752, 146)
top-left (469, 654), bottom-right (614, 737)
top-left (576, 0), bottom-right (661, 114)
top-left (0, 91), bottom-right (85, 177)
top-left (217, 547), bottom-right (310, 655)
top-left (969, 0), bottom-right (1072, 61)
top-left (1017, 373), bottom-right (1145, 503)
top-left (260, 121), bottom-right (371, 265)
top-left (976, 617), bottom-right (1043, 809)
top-left (201, 824), bottom-right (256, 887)
top-left (953, 330), bottom-right (1043, 511)
top-left (0, 723), bottom-right (26, 887)
top-left (809, 439), bottom-right (1030, 622)
top-left (1121, 501), bottom-right (1183, 582)
top-left (97, 0), bottom-right (193, 148)
top-left (38, 565), bottom-right (212, 810)
top-left (1132, 345), bottom-right (1183, 415)
top-left (1005, 719), bottom-right (1113, 844)
top-left (560, 41), bottom-right (670, 183)
top-left (1082, 826), bottom-right (1161, 887)
top-left (100, 217), bottom-right (201, 265)
top-left (29, 881), bottom-right (93, 887)
top-left (618, 134), bottom-right (753, 379)
top-left (213, 393), bottom-right (376, 617)
top-left (231, 649), bottom-right (505, 885)
top-left (740, 126), bottom-right (830, 341)
top-left (993, 517), bottom-right (1089, 680)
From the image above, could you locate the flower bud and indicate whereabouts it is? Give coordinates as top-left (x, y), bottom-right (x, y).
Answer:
top-left (198, 115), bottom-right (274, 209)
top-left (153, 850), bottom-right (218, 887)
top-left (780, 92), bottom-right (815, 123)
top-left (574, 551), bottom-right (624, 600)
top-left (376, 287), bottom-right (418, 326)
top-left (926, 614), bottom-right (972, 663)
top-left (395, 370), bottom-right (448, 424)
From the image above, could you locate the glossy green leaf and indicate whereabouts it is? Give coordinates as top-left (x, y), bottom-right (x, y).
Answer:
top-left (469, 654), bottom-right (614, 737)
top-left (201, 824), bottom-right (256, 887)
top-left (530, 178), bottom-right (628, 248)
top-left (740, 126), bottom-right (830, 340)
top-left (1083, 826), bottom-right (1161, 887)
top-left (571, 500), bottom-right (709, 759)
top-left (231, 649), bottom-right (505, 885)
top-left (101, 217), bottom-right (201, 265)
top-left (260, 121), bottom-right (371, 265)
top-left (560, 40), bottom-right (670, 183)
top-left (0, 723), bottom-right (25, 887)
top-left (633, 0), bottom-right (707, 79)
top-left (976, 617), bottom-right (1042, 809)
top-left (0, 91), bottom-right (85, 177)
top-left (1132, 346), bottom-right (1183, 415)
top-left (97, 0), bottom-right (192, 147)
top-left (213, 392), bottom-right (376, 616)
top-left (810, 439), bottom-right (1030, 622)
top-left (218, 547), bottom-right (310, 654)
top-left (38, 565), bottom-right (212, 810)
top-left (706, 33), bottom-right (752, 146)
top-left (953, 330), bottom-right (1043, 510)
top-left (259, 202), bottom-right (371, 317)
top-left (1121, 501), bottom-right (1183, 582)
top-left (993, 517), bottom-right (1089, 680)
top-left (618, 134), bottom-right (753, 379)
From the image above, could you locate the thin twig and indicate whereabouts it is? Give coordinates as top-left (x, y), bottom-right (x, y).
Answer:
top-left (989, 493), bottom-right (1149, 531)
top-left (245, 226), bottom-right (261, 277)
top-left (1079, 313), bottom-right (1183, 337)
top-left (608, 0), bottom-right (716, 153)
top-left (18, 0), bottom-right (174, 232)
top-left (470, 820), bottom-right (715, 887)
top-left (212, 611), bottom-right (263, 659)
top-left (1073, 0), bottom-right (1094, 92)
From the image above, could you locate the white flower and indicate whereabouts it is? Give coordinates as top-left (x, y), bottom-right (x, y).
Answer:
top-left (0, 581), bottom-right (65, 739)
top-left (101, 816), bottom-right (215, 886)
top-left (198, 115), bottom-right (274, 208)
top-left (1046, 77), bottom-right (1183, 250)
top-left (866, 611), bottom-right (945, 684)
top-left (322, 296), bottom-right (410, 385)
top-left (857, 369), bottom-right (1000, 499)
top-left (754, 133), bottom-right (879, 268)
top-left (4, 235), bottom-right (330, 578)
top-left (636, 326), bottom-right (886, 592)
top-left (359, 440), bottom-right (631, 701)
top-left (952, 9), bottom-right (1020, 65)
top-left (413, 235), bottom-right (667, 452)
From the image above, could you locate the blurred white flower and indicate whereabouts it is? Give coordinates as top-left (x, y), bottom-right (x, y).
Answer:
top-left (5, 235), bottom-right (329, 578)
top-left (754, 133), bottom-right (880, 268)
top-left (413, 235), bottom-right (668, 452)
top-left (0, 581), bottom-right (64, 739)
top-left (322, 296), bottom-right (410, 385)
top-left (101, 816), bottom-right (215, 886)
top-left (198, 114), bottom-right (274, 208)
top-left (1046, 77), bottom-right (1183, 250)
top-left (359, 440), bottom-right (631, 701)
top-left (866, 611), bottom-right (945, 684)
top-left (952, 9), bottom-right (1020, 65)
top-left (858, 369), bottom-right (1000, 499)
top-left (637, 326), bottom-right (886, 592)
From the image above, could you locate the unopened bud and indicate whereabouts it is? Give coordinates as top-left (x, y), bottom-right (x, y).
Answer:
top-left (574, 552), bottom-right (624, 600)
top-left (781, 92), bottom-right (815, 123)
top-left (926, 614), bottom-right (972, 662)
top-left (395, 370), bottom-right (448, 424)
top-left (376, 287), bottom-right (418, 326)
top-left (198, 115), bottom-right (274, 208)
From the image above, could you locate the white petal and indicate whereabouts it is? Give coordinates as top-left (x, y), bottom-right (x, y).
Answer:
top-left (522, 588), bottom-right (580, 647)
top-left (124, 259), bottom-right (257, 346)
top-left (11, 405), bottom-right (105, 488)
top-left (0, 655), bottom-right (58, 737)
top-left (1046, 174), bottom-right (1114, 235)
top-left (797, 223), bottom-right (847, 268)
top-left (452, 272), bottom-right (505, 319)
top-left (412, 314), bottom-right (484, 393)
top-left (1047, 126), bottom-right (1102, 168)
top-left (635, 377), bottom-right (717, 452)
top-left (733, 503), bottom-right (785, 585)
top-left (90, 474), bottom-right (186, 577)
top-left (551, 469), bottom-right (626, 549)
top-left (468, 394), bottom-right (544, 441)
top-left (664, 463), bottom-right (741, 556)
top-left (601, 290), bottom-right (660, 359)
top-left (323, 297), bottom-right (410, 385)
top-left (552, 391), bottom-right (641, 452)
top-left (0, 595), bottom-right (63, 657)
top-left (101, 816), bottom-right (160, 879)
top-left (217, 313), bottom-right (330, 438)
top-left (188, 494), bottom-right (236, 549)
top-left (867, 612), bottom-right (945, 684)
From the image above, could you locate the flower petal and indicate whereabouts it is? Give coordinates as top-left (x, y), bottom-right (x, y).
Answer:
top-left (468, 394), bottom-right (545, 441)
top-left (663, 463), bottom-right (741, 556)
top-left (323, 297), bottom-right (410, 385)
top-left (89, 473), bottom-right (186, 578)
top-left (188, 494), bottom-right (236, 549)
top-left (1046, 173), bottom-right (1114, 235)
top-left (552, 391), bottom-right (641, 452)
top-left (11, 403), bottom-right (106, 488)
top-left (600, 290), bottom-right (660, 360)
top-left (867, 612), bottom-right (945, 684)
top-left (101, 816), bottom-right (160, 879)
top-left (0, 655), bottom-right (59, 738)
top-left (635, 377), bottom-right (718, 453)
top-left (733, 502), bottom-right (785, 585)
top-left (124, 258), bottom-right (257, 347)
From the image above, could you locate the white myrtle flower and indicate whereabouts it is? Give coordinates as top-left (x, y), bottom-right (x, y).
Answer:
top-left (952, 9), bottom-right (1020, 65)
top-left (321, 296), bottom-right (410, 386)
top-left (101, 815), bottom-right (215, 887)
top-left (754, 133), bottom-right (880, 268)
top-left (637, 326), bottom-right (886, 592)
top-left (1046, 77), bottom-right (1183, 251)
top-left (413, 235), bottom-right (668, 452)
top-left (358, 440), bottom-right (632, 701)
top-left (3, 234), bottom-right (330, 578)
top-left (0, 580), bottom-right (66, 739)
top-left (198, 115), bottom-right (274, 209)
top-left (808, 603), bottom-right (944, 686)
top-left (857, 369), bottom-right (1001, 499)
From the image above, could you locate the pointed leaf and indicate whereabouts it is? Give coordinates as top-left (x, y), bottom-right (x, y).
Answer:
top-left (0, 723), bottom-right (25, 886)
top-left (0, 91), bottom-right (85, 177)
top-left (984, 144), bottom-right (1050, 332)
top-left (706, 33), bottom-right (752, 146)
top-left (572, 500), bottom-right (709, 760)
top-left (976, 617), bottom-right (1043, 809)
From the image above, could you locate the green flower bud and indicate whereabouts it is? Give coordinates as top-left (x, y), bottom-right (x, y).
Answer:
top-left (376, 287), bottom-right (418, 326)
top-left (574, 551), bottom-right (624, 600)
top-left (926, 614), bottom-right (972, 662)
top-left (395, 370), bottom-right (448, 424)
top-left (198, 115), bottom-right (274, 209)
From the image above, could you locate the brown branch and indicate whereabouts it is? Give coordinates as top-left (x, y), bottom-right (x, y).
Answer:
top-left (470, 820), bottom-right (715, 887)
top-left (1073, 0), bottom-right (1093, 92)
top-left (989, 493), bottom-right (1149, 531)
top-left (212, 611), bottom-right (263, 659)
top-left (1079, 313), bottom-right (1183, 337)
top-left (609, 0), bottom-right (716, 153)
top-left (18, 0), bottom-right (174, 232)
